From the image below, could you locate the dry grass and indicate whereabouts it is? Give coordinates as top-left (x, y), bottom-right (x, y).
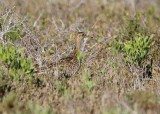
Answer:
top-left (0, 0), bottom-right (160, 114)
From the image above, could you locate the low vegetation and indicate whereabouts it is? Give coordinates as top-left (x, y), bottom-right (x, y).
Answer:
top-left (0, 0), bottom-right (160, 114)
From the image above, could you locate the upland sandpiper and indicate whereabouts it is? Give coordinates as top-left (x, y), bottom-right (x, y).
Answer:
top-left (49, 32), bottom-right (88, 77)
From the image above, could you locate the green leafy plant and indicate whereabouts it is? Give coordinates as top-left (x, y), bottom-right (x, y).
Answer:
top-left (77, 50), bottom-right (84, 62)
top-left (113, 12), bottom-right (154, 67)
top-left (112, 39), bottom-right (123, 55)
top-left (81, 70), bottom-right (95, 93)
top-left (123, 33), bottom-right (154, 66)
top-left (0, 44), bottom-right (34, 78)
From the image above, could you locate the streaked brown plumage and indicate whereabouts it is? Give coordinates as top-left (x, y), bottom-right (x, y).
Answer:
top-left (49, 32), bottom-right (86, 77)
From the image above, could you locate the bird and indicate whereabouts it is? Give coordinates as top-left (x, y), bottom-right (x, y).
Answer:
top-left (49, 32), bottom-right (88, 78)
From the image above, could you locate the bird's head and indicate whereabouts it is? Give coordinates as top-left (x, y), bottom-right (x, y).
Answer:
top-left (75, 31), bottom-right (92, 52)
top-left (74, 31), bottom-right (92, 62)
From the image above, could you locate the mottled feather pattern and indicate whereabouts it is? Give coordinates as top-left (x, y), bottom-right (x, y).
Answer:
top-left (48, 32), bottom-right (86, 77)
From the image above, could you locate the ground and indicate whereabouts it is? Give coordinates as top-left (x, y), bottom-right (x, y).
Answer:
top-left (0, 0), bottom-right (160, 114)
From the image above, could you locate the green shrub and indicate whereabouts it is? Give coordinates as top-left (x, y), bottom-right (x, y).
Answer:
top-left (123, 33), bottom-right (154, 66)
top-left (112, 12), bottom-right (154, 66)
top-left (112, 39), bottom-right (123, 55)
top-left (0, 44), bottom-right (34, 78)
